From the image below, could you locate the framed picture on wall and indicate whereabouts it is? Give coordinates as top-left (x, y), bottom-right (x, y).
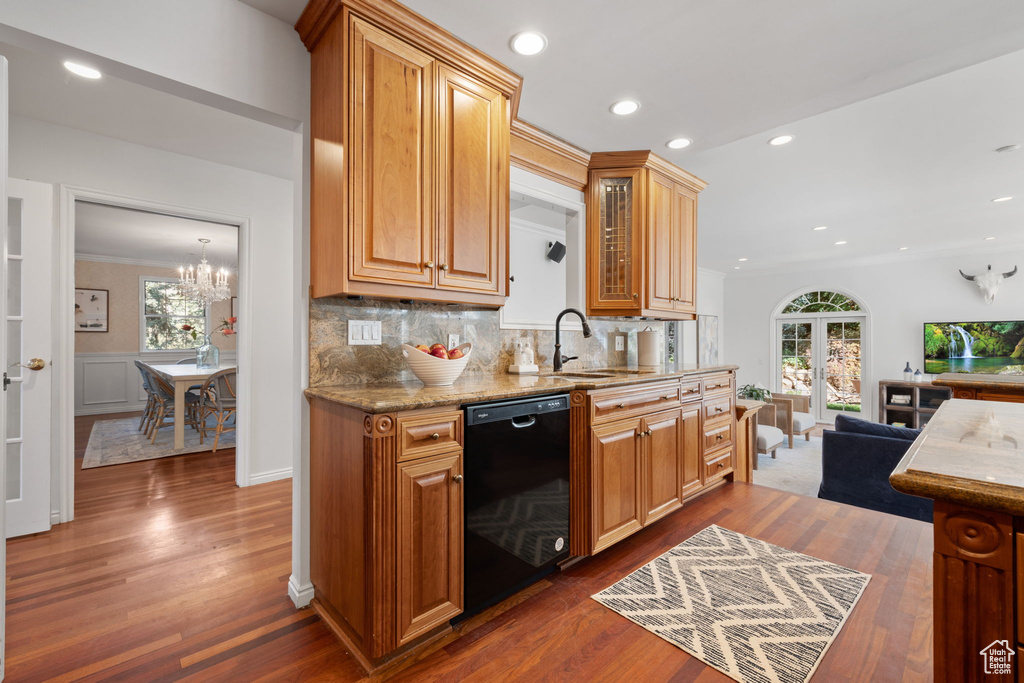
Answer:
top-left (230, 296), bottom-right (237, 319)
top-left (698, 314), bottom-right (719, 366)
top-left (74, 288), bottom-right (109, 332)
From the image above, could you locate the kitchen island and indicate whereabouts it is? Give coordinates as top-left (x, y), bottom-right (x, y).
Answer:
top-left (890, 398), bottom-right (1024, 681)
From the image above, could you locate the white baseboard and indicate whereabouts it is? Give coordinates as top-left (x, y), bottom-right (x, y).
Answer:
top-left (288, 575), bottom-right (315, 608)
top-left (248, 467), bottom-right (292, 486)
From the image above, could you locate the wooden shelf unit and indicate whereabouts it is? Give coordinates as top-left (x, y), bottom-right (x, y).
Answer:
top-left (877, 379), bottom-right (952, 428)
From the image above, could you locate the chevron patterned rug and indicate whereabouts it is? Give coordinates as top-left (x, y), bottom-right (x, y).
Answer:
top-left (593, 525), bottom-right (869, 683)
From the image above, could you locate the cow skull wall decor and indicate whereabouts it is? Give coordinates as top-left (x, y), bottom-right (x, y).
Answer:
top-left (959, 264), bottom-right (1018, 304)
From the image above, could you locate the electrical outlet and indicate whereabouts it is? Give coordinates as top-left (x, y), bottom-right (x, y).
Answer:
top-left (348, 320), bottom-right (382, 345)
top-left (615, 335), bottom-right (625, 351)
top-left (448, 333), bottom-right (460, 349)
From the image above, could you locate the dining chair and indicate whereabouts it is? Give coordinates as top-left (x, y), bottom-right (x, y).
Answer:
top-left (147, 371), bottom-right (202, 444)
top-left (134, 361), bottom-right (158, 434)
top-left (175, 356), bottom-right (203, 394)
top-left (198, 369), bottom-right (237, 452)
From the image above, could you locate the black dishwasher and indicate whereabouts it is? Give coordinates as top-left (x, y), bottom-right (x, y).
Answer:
top-left (457, 393), bottom-right (571, 621)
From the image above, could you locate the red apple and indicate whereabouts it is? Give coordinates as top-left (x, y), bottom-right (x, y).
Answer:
top-left (448, 347), bottom-right (464, 360)
top-left (414, 344), bottom-right (430, 353)
top-left (430, 346), bottom-right (449, 360)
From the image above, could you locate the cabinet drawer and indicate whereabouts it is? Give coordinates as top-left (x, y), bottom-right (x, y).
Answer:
top-left (397, 411), bottom-right (464, 461)
top-left (702, 373), bottom-right (734, 395)
top-left (679, 380), bottom-right (702, 402)
top-left (704, 450), bottom-right (734, 480)
top-left (704, 394), bottom-right (734, 423)
top-left (704, 421), bottom-right (734, 452)
top-left (590, 382), bottom-right (681, 425)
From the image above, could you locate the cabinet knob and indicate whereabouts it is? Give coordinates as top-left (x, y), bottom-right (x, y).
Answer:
top-left (637, 431), bottom-right (647, 439)
top-left (718, 462), bottom-right (725, 469)
top-left (430, 433), bottom-right (440, 440)
top-left (425, 261), bottom-right (435, 269)
top-left (662, 395), bottom-right (674, 400)
top-left (632, 293), bottom-right (638, 299)
top-left (716, 434), bottom-right (724, 441)
top-left (616, 403), bottom-right (626, 409)
top-left (715, 406), bottom-right (724, 412)
top-left (453, 474), bottom-right (464, 483)
top-left (646, 429), bottom-right (653, 437)
top-left (440, 263), bottom-right (449, 271)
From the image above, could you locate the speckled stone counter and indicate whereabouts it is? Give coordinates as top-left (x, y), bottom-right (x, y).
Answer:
top-left (305, 364), bottom-right (738, 413)
top-left (890, 398), bottom-right (1024, 515)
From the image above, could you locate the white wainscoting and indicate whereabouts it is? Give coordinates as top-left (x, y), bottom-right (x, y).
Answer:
top-left (74, 351), bottom-right (238, 416)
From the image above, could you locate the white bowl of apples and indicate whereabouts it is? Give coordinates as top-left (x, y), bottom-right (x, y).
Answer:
top-left (401, 342), bottom-right (473, 387)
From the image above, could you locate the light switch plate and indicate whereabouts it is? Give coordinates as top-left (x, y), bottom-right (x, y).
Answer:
top-left (615, 335), bottom-right (625, 351)
top-left (448, 333), bottom-right (460, 349)
top-left (348, 320), bottom-right (382, 346)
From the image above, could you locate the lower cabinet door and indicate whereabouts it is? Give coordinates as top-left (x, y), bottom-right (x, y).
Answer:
top-left (396, 451), bottom-right (463, 645)
top-left (590, 418), bottom-right (643, 553)
top-left (640, 408), bottom-right (684, 525)
top-left (681, 404), bottom-right (703, 498)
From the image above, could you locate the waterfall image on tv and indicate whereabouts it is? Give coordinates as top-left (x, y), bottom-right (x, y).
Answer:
top-left (924, 321), bottom-right (1024, 374)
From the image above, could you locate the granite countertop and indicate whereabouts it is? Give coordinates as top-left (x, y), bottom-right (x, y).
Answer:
top-left (933, 373), bottom-right (1024, 390)
top-left (890, 398), bottom-right (1024, 515)
top-left (305, 364), bottom-right (738, 413)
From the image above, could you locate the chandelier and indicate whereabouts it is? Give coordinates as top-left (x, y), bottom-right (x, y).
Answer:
top-left (179, 238), bottom-right (231, 307)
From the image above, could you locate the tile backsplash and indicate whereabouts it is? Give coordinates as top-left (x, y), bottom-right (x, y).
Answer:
top-left (310, 297), bottom-right (671, 386)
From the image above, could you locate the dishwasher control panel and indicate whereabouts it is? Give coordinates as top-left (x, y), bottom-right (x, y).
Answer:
top-left (464, 393), bottom-right (570, 426)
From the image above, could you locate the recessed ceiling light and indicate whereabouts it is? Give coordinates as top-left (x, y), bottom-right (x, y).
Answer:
top-left (996, 144), bottom-right (1020, 153)
top-left (510, 32), bottom-right (547, 56)
top-left (733, 266), bottom-right (741, 270)
top-left (985, 236), bottom-right (997, 240)
top-left (610, 100), bottom-right (640, 116)
top-left (768, 134), bottom-right (794, 146)
top-left (63, 61), bottom-right (102, 79)
top-left (666, 138), bottom-right (692, 150)
top-left (834, 241), bottom-right (847, 245)
top-left (898, 247), bottom-right (908, 251)
top-left (812, 226), bottom-right (828, 231)
top-left (737, 257), bottom-right (748, 262)
top-left (992, 196), bottom-right (1013, 202)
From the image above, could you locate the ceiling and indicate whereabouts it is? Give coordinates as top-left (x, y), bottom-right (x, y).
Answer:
top-left (1, 41), bottom-right (295, 180)
top-left (75, 202), bottom-right (239, 269)
top-left (241, 0), bottom-right (1024, 275)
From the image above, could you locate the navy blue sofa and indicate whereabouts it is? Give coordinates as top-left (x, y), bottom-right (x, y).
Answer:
top-left (817, 415), bottom-right (932, 523)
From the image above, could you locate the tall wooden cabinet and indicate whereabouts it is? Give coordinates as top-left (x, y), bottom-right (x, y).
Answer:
top-left (586, 151), bottom-right (706, 319)
top-left (298, 0), bottom-right (522, 305)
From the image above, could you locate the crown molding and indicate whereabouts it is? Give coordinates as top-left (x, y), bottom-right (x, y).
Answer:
top-left (75, 253), bottom-right (184, 269)
top-left (510, 119), bottom-right (590, 192)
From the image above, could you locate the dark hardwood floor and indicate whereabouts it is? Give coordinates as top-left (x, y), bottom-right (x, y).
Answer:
top-left (5, 414), bottom-right (932, 681)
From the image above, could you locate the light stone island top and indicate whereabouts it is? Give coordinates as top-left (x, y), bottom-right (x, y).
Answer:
top-left (890, 398), bottom-right (1024, 515)
top-left (305, 364), bottom-right (739, 413)
top-left (933, 372), bottom-right (1024, 391)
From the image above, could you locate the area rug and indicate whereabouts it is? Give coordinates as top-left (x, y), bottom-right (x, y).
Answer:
top-left (82, 416), bottom-right (235, 469)
top-left (592, 524), bottom-right (870, 683)
top-left (753, 435), bottom-right (824, 498)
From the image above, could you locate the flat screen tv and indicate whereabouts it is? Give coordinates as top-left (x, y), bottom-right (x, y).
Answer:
top-left (924, 321), bottom-right (1024, 374)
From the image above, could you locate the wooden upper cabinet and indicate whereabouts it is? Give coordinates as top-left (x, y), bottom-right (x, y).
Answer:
top-left (396, 450), bottom-right (463, 646)
top-left (435, 65), bottom-right (507, 295)
top-left (349, 18), bottom-right (435, 288)
top-left (588, 168), bottom-right (644, 314)
top-left (300, 2), bottom-right (522, 304)
top-left (586, 151), bottom-right (706, 319)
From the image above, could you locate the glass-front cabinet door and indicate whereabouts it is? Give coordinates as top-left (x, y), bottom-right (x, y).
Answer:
top-left (588, 168), bottom-right (642, 314)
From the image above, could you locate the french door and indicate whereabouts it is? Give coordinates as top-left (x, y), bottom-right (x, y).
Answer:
top-left (778, 316), bottom-right (865, 421)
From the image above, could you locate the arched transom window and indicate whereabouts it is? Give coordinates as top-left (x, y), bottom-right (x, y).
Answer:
top-left (781, 291), bottom-right (861, 314)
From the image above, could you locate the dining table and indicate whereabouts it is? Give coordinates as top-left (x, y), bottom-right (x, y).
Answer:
top-left (140, 361), bottom-right (237, 450)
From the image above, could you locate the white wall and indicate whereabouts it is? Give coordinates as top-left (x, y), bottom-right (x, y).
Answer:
top-left (680, 268), bottom-right (726, 365)
top-left (12, 115), bottom-right (297, 483)
top-left (0, 0), bottom-right (307, 128)
top-left (723, 248), bottom-right (1024, 420)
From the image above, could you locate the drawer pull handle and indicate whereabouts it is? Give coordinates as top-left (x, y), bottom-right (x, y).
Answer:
top-left (718, 462), bottom-right (725, 469)
top-left (453, 474), bottom-right (463, 483)
top-left (662, 395), bottom-right (674, 400)
top-left (616, 403), bottom-right (626, 409)
top-left (716, 434), bottom-right (724, 441)
top-left (714, 406), bottom-right (725, 413)
top-left (430, 433), bottom-right (440, 440)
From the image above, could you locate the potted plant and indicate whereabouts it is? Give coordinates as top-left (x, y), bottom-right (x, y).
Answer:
top-left (738, 383), bottom-right (772, 402)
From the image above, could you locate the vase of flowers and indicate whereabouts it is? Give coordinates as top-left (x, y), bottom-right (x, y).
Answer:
top-left (196, 334), bottom-right (219, 369)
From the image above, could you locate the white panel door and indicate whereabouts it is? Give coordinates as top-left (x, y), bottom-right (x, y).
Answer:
top-left (6, 177), bottom-right (53, 538)
top-left (0, 53), bottom-right (10, 683)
